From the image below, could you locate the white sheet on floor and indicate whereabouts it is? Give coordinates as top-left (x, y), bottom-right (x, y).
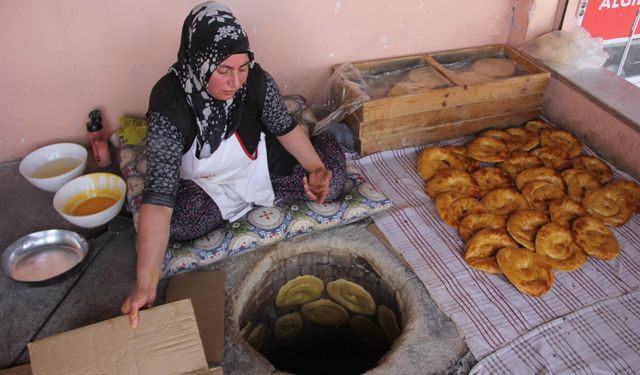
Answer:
top-left (352, 139), bottom-right (640, 361)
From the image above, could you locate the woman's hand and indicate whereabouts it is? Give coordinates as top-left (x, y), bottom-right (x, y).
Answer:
top-left (121, 277), bottom-right (158, 328)
top-left (303, 167), bottom-right (333, 205)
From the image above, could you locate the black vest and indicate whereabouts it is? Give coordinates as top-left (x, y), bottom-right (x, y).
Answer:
top-left (148, 64), bottom-right (295, 175)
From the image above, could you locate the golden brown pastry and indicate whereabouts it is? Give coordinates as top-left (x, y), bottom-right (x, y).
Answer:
top-left (505, 127), bottom-right (540, 151)
top-left (425, 169), bottom-right (481, 199)
top-left (524, 119), bottom-right (553, 134)
top-left (497, 152), bottom-right (543, 177)
top-left (417, 147), bottom-right (466, 180)
top-left (515, 167), bottom-right (566, 192)
top-left (466, 136), bottom-right (511, 162)
top-left (572, 216), bottom-right (621, 260)
top-left (521, 180), bottom-right (566, 213)
top-left (456, 71), bottom-right (494, 85)
top-left (496, 246), bottom-right (554, 297)
top-left (464, 229), bottom-right (518, 273)
top-left (534, 222), bottom-right (587, 271)
top-left (582, 186), bottom-right (633, 227)
top-left (506, 209), bottom-right (550, 250)
top-left (540, 128), bottom-right (582, 158)
top-left (407, 66), bottom-right (450, 88)
top-left (481, 188), bottom-right (530, 216)
top-left (606, 179), bottom-right (640, 212)
top-left (548, 198), bottom-right (588, 227)
top-left (472, 58), bottom-right (517, 77)
top-left (570, 156), bottom-right (613, 185)
top-left (436, 192), bottom-right (486, 227)
top-left (561, 168), bottom-right (601, 203)
top-left (376, 305), bottom-right (401, 344)
top-left (459, 213), bottom-right (507, 242)
top-left (471, 167), bottom-right (515, 196)
top-left (530, 146), bottom-right (572, 171)
top-left (274, 312), bottom-right (303, 339)
top-left (478, 129), bottom-right (518, 151)
top-left (447, 146), bottom-right (481, 173)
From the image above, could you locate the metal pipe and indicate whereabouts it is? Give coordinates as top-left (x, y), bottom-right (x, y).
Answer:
top-left (617, 8), bottom-right (640, 76)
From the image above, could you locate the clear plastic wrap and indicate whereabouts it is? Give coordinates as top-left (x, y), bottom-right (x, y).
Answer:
top-left (521, 26), bottom-right (609, 71)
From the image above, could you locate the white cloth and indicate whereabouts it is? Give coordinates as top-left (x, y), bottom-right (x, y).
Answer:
top-left (351, 137), bottom-right (640, 363)
top-left (180, 132), bottom-right (274, 222)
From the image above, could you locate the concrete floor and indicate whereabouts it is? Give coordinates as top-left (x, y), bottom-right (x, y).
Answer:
top-left (0, 158), bottom-right (147, 370)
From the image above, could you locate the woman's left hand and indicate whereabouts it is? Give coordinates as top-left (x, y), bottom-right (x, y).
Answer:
top-left (303, 167), bottom-right (333, 205)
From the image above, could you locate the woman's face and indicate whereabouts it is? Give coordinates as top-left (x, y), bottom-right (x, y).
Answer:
top-left (207, 53), bottom-right (251, 101)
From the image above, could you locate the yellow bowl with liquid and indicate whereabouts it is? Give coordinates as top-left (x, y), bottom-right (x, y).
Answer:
top-left (53, 173), bottom-right (126, 228)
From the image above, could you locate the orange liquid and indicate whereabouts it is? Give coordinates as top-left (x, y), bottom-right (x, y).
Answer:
top-left (71, 197), bottom-right (117, 216)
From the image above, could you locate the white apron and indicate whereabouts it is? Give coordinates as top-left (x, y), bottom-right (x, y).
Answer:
top-left (180, 132), bottom-right (275, 222)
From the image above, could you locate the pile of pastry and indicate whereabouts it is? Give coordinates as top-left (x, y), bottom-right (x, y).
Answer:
top-left (416, 119), bottom-right (640, 297)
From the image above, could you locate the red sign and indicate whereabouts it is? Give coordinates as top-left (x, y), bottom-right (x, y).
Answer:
top-left (581, 0), bottom-right (640, 41)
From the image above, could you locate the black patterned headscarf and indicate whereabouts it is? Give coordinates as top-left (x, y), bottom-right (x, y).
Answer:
top-left (170, 1), bottom-right (254, 158)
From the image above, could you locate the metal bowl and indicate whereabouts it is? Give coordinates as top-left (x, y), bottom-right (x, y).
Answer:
top-left (1, 229), bottom-right (89, 284)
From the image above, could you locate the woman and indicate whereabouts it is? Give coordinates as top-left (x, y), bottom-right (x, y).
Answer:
top-left (121, 1), bottom-right (346, 327)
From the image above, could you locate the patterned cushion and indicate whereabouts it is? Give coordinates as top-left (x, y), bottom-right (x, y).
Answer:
top-left (110, 132), bottom-right (392, 278)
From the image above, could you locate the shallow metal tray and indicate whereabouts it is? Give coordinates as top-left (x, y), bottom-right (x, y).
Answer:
top-left (1, 229), bottom-right (89, 284)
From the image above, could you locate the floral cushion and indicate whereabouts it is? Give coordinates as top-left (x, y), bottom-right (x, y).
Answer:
top-left (110, 132), bottom-right (392, 278)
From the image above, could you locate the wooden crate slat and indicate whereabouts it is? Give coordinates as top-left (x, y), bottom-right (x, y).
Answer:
top-left (361, 73), bottom-right (548, 121)
top-left (357, 109), bottom-right (541, 155)
top-left (358, 92), bottom-right (545, 136)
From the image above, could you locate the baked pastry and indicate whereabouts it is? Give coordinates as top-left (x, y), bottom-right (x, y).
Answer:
top-left (561, 168), bottom-right (601, 203)
top-left (455, 71), bottom-right (494, 85)
top-left (534, 222), bottom-right (587, 271)
top-left (572, 216), bottom-right (621, 260)
top-left (436, 192), bottom-right (486, 227)
top-left (274, 312), bottom-right (303, 339)
top-left (349, 315), bottom-right (386, 346)
top-left (481, 188), bottom-right (530, 216)
top-left (497, 152), bottom-right (543, 177)
top-left (425, 169), bottom-right (481, 199)
top-left (407, 66), bottom-right (450, 88)
top-left (515, 167), bottom-right (566, 192)
top-left (471, 57), bottom-right (517, 77)
top-left (458, 213), bottom-right (507, 242)
top-left (496, 247), bottom-right (554, 297)
top-left (478, 129), bottom-right (518, 151)
top-left (582, 186), bottom-right (633, 227)
top-left (606, 179), bottom-right (640, 212)
top-left (530, 146), bottom-right (572, 171)
top-left (524, 119), bottom-right (553, 134)
top-left (505, 127), bottom-right (539, 151)
top-left (447, 146), bottom-right (481, 173)
top-left (549, 198), bottom-right (588, 227)
top-left (570, 156), bottom-right (613, 185)
top-left (471, 167), bottom-right (515, 196)
top-left (521, 180), bottom-right (566, 213)
top-left (417, 147), bottom-right (466, 180)
top-left (540, 128), bottom-right (582, 158)
top-left (467, 136), bottom-right (511, 162)
top-left (376, 305), bottom-right (401, 344)
top-left (464, 229), bottom-right (518, 273)
top-left (506, 209), bottom-right (550, 250)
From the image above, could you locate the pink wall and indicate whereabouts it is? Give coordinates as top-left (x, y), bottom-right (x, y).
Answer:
top-left (1, 0), bottom-right (519, 162)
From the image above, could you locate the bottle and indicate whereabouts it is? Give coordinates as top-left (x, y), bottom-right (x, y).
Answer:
top-left (86, 109), bottom-right (112, 168)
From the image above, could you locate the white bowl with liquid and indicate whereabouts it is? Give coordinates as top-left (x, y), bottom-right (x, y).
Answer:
top-left (19, 143), bottom-right (88, 192)
top-left (53, 173), bottom-right (126, 228)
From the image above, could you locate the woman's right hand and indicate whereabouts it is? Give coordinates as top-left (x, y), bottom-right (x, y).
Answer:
top-left (121, 279), bottom-right (158, 328)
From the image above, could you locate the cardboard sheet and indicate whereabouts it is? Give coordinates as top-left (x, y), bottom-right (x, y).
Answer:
top-left (165, 271), bottom-right (226, 363)
top-left (28, 299), bottom-right (208, 375)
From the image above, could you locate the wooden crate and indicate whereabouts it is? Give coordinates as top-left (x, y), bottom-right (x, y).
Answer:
top-left (334, 44), bottom-right (550, 155)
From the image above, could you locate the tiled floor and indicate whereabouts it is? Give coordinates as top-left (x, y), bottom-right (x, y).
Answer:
top-left (0, 159), bottom-right (141, 370)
